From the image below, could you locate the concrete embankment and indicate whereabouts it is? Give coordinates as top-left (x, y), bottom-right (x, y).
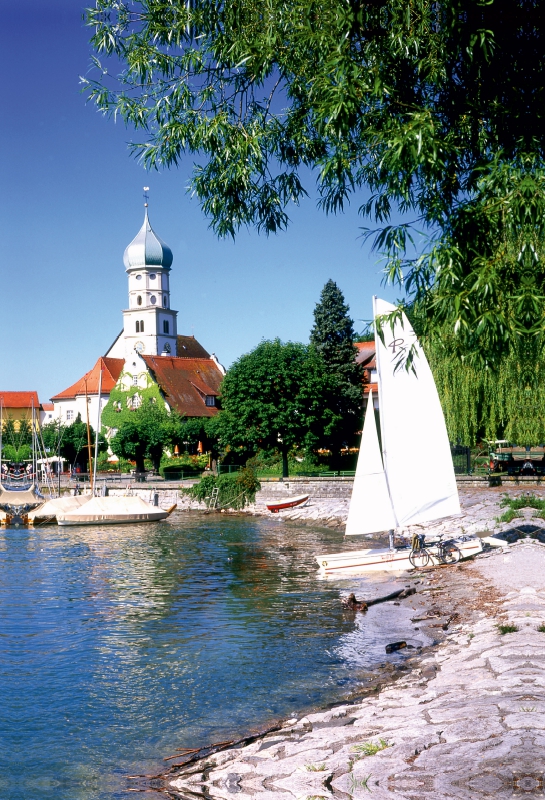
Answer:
top-left (134, 478), bottom-right (545, 542)
top-left (162, 540), bottom-right (545, 798)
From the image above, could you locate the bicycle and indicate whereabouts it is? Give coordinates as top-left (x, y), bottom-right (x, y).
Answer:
top-left (409, 534), bottom-right (462, 568)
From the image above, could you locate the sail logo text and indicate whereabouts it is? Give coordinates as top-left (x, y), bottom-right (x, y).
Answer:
top-left (388, 338), bottom-right (406, 357)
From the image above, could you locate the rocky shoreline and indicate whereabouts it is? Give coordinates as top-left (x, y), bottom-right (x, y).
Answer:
top-left (159, 539), bottom-right (545, 798)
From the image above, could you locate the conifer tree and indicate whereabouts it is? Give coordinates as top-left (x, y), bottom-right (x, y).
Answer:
top-left (310, 280), bottom-right (363, 463)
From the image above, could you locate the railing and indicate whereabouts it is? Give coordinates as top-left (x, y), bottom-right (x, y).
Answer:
top-left (451, 445), bottom-right (471, 475)
top-left (217, 465), bottom-right (241, 475)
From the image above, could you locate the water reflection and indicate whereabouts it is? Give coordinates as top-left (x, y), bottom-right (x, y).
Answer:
top-left (0, 514), bottom-right (423, 800)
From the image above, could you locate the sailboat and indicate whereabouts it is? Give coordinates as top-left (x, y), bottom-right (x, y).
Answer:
top-left (316, 297), bottom-right (482, 575)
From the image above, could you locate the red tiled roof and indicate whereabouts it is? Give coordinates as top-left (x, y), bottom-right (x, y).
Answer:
top-left (177, 335), bottom-right (210, 359)
top-left (42, 403), bottom-right (55, 411)
top-left (354, 341), bottom-right (376, 369)
top-left (0, 391), bottom-right (41, 409)
top-left (142, 355), bottom-right (223, 417)
top-left (51, 357), bottom-right (125, 401)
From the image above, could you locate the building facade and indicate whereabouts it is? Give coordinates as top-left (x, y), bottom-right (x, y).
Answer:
top-left (51, 203), bottom-right (225, 425)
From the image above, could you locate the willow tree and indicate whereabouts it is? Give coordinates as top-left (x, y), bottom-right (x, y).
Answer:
top-left (425, 336), bottom-right (545, 447)
top-left (85, 1), bottom-right (545, 376)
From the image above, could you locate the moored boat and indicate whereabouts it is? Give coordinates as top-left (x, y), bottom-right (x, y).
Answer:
top-left (56, 495), bottom-right (175, 526)
top-left (315, 297), bottom-right (481, 575)
top-left (266, 494), bottom-right (310, 513)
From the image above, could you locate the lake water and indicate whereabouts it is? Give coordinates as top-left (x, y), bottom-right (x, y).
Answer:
top-left (0, 514), bottom-right (426, 799)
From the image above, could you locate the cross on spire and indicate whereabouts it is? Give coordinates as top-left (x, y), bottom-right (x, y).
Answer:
top-left (143, 186), bottom-right (149, 207)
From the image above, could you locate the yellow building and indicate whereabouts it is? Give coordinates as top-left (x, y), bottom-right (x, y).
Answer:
top-left (0, 392), bottom-right (42, 431)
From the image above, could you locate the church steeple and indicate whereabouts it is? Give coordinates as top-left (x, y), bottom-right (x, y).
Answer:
top-left (121, 194), bottom-right (178, 362)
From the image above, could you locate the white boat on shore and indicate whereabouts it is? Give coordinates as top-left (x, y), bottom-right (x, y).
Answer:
top-left (316, 297), bottom-right (482, 575)
top-left (318, 536), bottom-right (482, 574)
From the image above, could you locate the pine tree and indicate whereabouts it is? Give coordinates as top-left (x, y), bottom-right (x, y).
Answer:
top-left (310, 280), bottom-right (363, 463)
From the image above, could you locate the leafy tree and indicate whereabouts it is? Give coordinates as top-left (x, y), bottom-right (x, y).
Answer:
top-left (62, 413), bottom-right (95, 471)
top-left (110, 400), bottom-right (176, 471)
top-left (40, 421), bottom-right (65, 454)
top-left (216, 339), bottom-right (340, 477)
top-left (1, 416), bottom-right (32, 461)
top-left (310, 280), bottom-right (363, 461)
top-left (85, 0), bottom-right (545, 369)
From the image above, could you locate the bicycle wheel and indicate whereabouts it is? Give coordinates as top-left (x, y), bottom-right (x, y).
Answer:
top-left (441, 544), bottom-right (461, 564)
top-left (409, 548), bottom-right (430, 568)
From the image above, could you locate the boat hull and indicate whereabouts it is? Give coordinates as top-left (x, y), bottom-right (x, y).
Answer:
top-left (266, 494), bottom-right (309, 513)
top-left (316, 537), bottom-right (483, 575)
top-left (57, 511), bottom-right (169, 526)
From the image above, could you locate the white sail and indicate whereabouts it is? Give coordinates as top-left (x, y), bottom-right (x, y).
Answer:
top-left (345, 389), bottom-right (397, 536)
top-left (374, 297), bottom-right (460, 527)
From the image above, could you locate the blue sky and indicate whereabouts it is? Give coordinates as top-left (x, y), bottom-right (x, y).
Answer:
top-left (1, 0), bottom-right (399, 403)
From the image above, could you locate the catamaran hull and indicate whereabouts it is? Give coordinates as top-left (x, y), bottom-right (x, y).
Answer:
top-left (316, 537), bottom-right (483, 575)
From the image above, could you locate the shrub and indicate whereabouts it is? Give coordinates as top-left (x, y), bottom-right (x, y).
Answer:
top-left (185, 468), bottom-right (260, 510)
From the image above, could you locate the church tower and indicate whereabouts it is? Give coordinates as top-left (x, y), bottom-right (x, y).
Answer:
top-left (122, 201), bottom-right (178, 360)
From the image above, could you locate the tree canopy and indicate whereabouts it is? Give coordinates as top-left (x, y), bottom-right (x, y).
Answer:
top-left (85, 0), bottom-right (545, 370)
top-left (215, 339), bottom-right (340, 477)
top-left (310, 280), bottom-right (363, 460)
top-left (110, 400), bottom-right (179, 471)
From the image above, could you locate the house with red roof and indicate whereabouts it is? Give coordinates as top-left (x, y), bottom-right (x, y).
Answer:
top-left (0, 392), bottom-right (42, 430)
top-left (355, 341), bottom-right (379, 407)
top-left (50, 204), bottom-right (225, 430)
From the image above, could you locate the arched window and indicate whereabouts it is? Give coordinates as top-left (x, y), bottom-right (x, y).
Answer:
top-left (163, 320), bottom-right (169, 334)
top-left (137, 295), bottom-right (142, 306)
top-left (163, 295), bottom-right (168, 307)
top-left (140, 320), bottom-right (144, 332)
top-left (163, 342), bottom-right (171, 354)
top-left (135, 321), bottom-right (140, 333)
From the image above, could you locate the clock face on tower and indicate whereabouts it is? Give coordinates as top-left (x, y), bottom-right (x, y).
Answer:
top-left (134, 341), bottom-right (145, 354)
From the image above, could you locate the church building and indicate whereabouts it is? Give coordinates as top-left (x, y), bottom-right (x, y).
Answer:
top-left (51, 202), bottom-right (225, 425)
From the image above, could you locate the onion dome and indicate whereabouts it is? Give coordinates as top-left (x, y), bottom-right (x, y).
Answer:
top-left (123, 209), bottom-right (173, 271)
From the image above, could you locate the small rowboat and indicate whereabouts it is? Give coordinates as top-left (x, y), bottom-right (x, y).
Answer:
top-left (266, 494), bottom-right (310, 513)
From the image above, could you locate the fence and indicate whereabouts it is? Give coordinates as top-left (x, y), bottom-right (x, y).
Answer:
top-left (451, 445), bottom-right (471, 475)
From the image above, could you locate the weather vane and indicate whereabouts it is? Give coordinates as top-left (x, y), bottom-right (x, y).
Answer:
top-left (143, 186), bottom-right (149, 207)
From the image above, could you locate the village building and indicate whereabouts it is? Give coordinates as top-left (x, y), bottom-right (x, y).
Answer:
top-left (50, 202), bottom-right (225, 425)
top-left (355, 341), bottom-right (379, 407)
top-left (0, 392), bottom-right (43, 430)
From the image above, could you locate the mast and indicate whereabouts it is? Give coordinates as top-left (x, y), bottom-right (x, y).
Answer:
top-left (372, 295), bottom-right (399, 529)
top-left (84, 377), bottom-right (93, 493)
top-left (31, 397), bottom-right (36, 485)
top-left (92, 363), bottom-right (103, 495)
top-left (0, 397), bottom-right (3, 486)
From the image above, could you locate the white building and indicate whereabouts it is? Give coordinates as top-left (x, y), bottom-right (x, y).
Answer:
top-left (51, 202), bottom-right (225, 425)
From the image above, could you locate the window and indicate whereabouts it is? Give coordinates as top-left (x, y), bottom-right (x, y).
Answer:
top-left (163, 342), bottom-right (171, 354)
top-left (163, 295), bottom-right (168, 307)
top-left (140, 320), bottom-right (144, 332)
top-left (205, 396), bottom-right (216, 407)
top-left (136, 274), bottom-right (142, 281)
top-left (137, 295), bottom-right (142, 306)
top-left (131, 393), bottom-right (142, 408)
top-left (135, 321), bottom-right (140, 333)
top-left (149, 273), bottom-right (156, 280)
top-left (132, 375), bottom-right (138, 386)
top-left (163, 320), bottom-right (169, 334)
top-left (150, 295), bottom-right (157, 305)
top-left (66, 410), bottom-right (74, 420)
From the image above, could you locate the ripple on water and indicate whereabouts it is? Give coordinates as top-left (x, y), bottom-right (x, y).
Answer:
top-left (0, 515), bottom-right (426, 799)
